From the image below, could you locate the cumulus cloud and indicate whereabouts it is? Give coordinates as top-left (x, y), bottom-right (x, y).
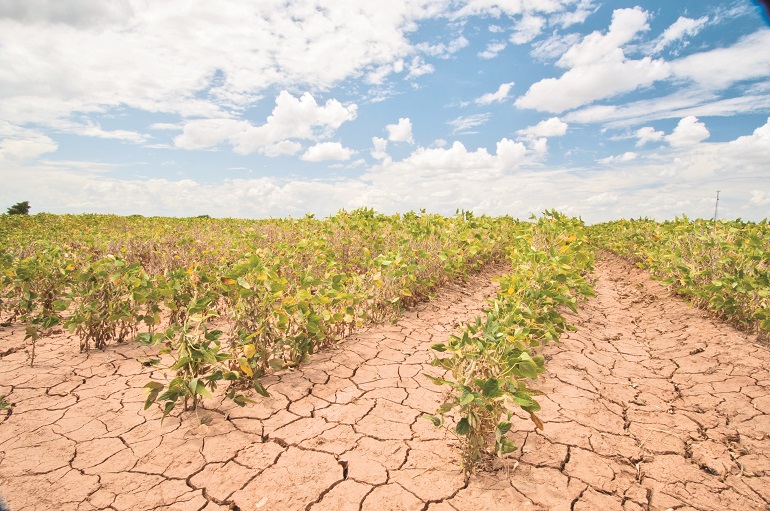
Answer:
top-left (635, 126), bottom-right (665, 146)
top-left (368, 137), bottom-right (528, 181)
top-left (475, 82), bottom-right (515, 105)
top-left (5, 118), bottom-right (770, 223)
top-left (478, 41), bottom-right (506, 59)
top-left (557, 7), bottom-right (650, 68)
top-left (510, 14), bottom-right (545, 44)
top-left (552, 0), bottom-right (598, 28)
top-left (300, 142), bottom-right (353, 162)
top-left (406, 56), bottom-right (435, 79)
top-left (516, 7), bottom-right (670, 113)
top-left (371, 137), bottom-right (388, 160)
top-left (516, 117), bottom-right (568, 138)
top-left (174, 91), bottom-right (357, 155)
top-left (386, 118), bottom-right (414, 143)
top-left (0, 122), bottom-right (58, 160)
top-left (724, 117), bottom-right (770, 163)
top-left (263, 140), bottom-right (303, 157)
top-left (0, 1), bottom-right (437, 125)
top-left (666, 116), bottom-right (710, 147)
top-left (417, 36), bottom-right (469, 58)
top-left (652, 16), bottom-right (709, 54)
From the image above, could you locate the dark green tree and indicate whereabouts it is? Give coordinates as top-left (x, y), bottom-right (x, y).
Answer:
top-left (6, 201), bottom-right (31, 215)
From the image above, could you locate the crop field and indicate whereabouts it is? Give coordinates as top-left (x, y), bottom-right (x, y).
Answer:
top-left (589, 217), bottom-right (770, 338)
top-left (1, 211), bottom-right (769, 511)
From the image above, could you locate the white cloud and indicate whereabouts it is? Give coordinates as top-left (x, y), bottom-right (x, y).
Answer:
top-left (0, 122), bottom-right (58, 160)
top-left (598, 151), bottom-right (637, 164)
top-left (529, 137), bottom-right (548, 156)
top-left (0, 1), bottom-right (440, 125)
top-left (300, 142), bottom-right (353, 162)
top-left (516, 8), bottom-right (670, 113)
top-left (671, 30), bottom-right (770, 89)
top-left (652, 16), bottom-right (708, 54)
top-left (371, 137), bottom-right (388, 160)
top-left (451, 0), bottom-right (583, 20)
top-left (510, 15), bottom-right (545, 45)
top-left (417, 36), bottom-right (469, 58)
top-left (750, 190), bottom-right (770, 206)
top-left (0, 0), bottom-right (134, 28)
top-left (724, 117), bottom-right (770, 163)
top-left (263, 140), bottom-right (303, 157)
top-left (585, 192), bottom-right (619, 204)
top-left (386, 118), bottom-right (414, 143)
top-left (58, 121), bottom-right (149, 143)
top-left (516, 117), bottom-right (568, 138)
top-left (565, 89), bottom-right (770, 128)
top-left (149, 123), bottom-right (180, 131)
top-left (447, 113), bottom-right (491, 134)
top-left (531, 33), bottom-right (582, 61)
top-left (552, 0), bottom-right (598, 28)
top-left (174, 91), bottom-right (357, 155)
top-left (5, 119), bottom-right (770, 223)
top-left (478, 41), bottom-right (507, 59)
top-left (557, 7), bottom-right (650, 68)
top-left (368, 138), bottom-right (528, 181)
top-left (406, 56), bottom-right (435, 79)
top-left (516, 58), bottom-right (670, 113)
top-left (666, 116), bottom-right (710, 147)
top-left (475, 82), bottom-right (515, 105)
top-left (635, 126), bottom-right (665, 146)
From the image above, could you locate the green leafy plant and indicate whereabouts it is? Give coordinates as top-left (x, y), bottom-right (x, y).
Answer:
top-left (141, 293), bottom-right (255, 420)
top-left (65, 255), bottom-right (146, 352)
top-left (426, 211), bottom-right (595, 472)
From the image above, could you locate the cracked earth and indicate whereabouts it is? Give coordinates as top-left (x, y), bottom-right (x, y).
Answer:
top-left (1, 253), bottom-right (769, 511)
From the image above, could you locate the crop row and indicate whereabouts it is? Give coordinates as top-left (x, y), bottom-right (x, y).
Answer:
top-left (589, 217), bottom-right (770, 338)
top-left (1, 209), bottom-right (523, 414)
top-left (426, 211), bottom-right (595, 470)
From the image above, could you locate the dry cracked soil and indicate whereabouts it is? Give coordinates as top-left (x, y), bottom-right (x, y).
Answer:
top-left (1, 253), bottom-right (769, 511)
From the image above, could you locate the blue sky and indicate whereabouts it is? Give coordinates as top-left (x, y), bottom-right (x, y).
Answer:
top-left (1, 0), bottom-right (769, 222)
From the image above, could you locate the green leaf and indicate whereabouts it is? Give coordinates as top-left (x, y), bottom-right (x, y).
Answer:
top-left (496, 421), bottom-right (512, 435)
top-left (253, 380), bottom-right (270, 397)
top-left (495, 437), bottom-right (517, 456)
top-left (513, 391), bottom-right (541, 413)
top-left (459, 390), bottom-right (475, 406)
top-left (143, 381), bottom-right (164, 410)
top-left (424, 374), bottom-right (452, 386)
top-left (161, 401), bottom-right (175, 420)
top-left (455, 417), bottom-right (470, 436)
top-left (481, 377), bottom-right (503, 398)
top-left (194, 380), bottom-right (213, 399)
top-left (424, 414), bottom-right (442, 427)
top-left (232, 394), bottom-right (256, 407)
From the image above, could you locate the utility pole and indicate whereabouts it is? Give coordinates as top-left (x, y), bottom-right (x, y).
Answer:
top-left (713, 190), bottom-right (720, 222)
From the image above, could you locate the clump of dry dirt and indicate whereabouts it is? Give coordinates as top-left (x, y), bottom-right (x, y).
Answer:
top-left (0, 254), bottom-right (768, 511)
